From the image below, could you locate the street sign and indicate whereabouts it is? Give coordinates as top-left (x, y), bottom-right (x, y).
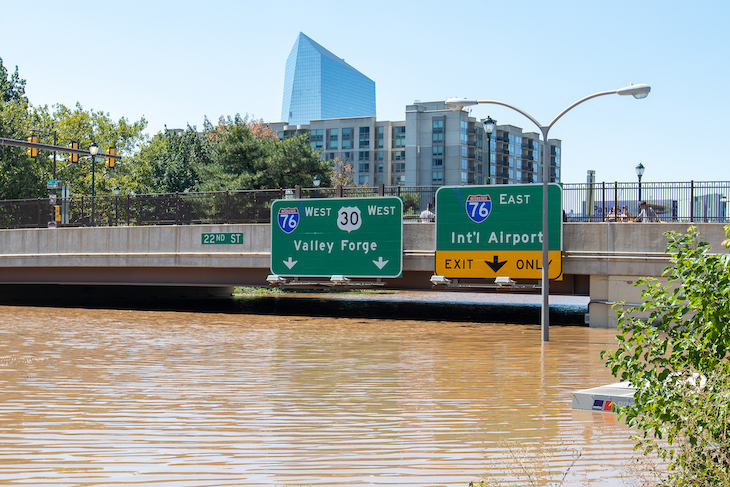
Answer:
top-left (271, 197), bottom-right (403, 278)
top-left (47, 221), bottom-right (56, 229)
top-left (201, 232), bottom-right (244, 245)
top-left (46, 178), bottom-right (58, 190)
top-left (49, 194), bottom-right (57, 205)
top-left (435, 184), bottom-right (563, 280)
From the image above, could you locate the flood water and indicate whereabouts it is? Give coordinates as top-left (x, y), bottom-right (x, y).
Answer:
top-left (0, 305), bottom-right (658, 486)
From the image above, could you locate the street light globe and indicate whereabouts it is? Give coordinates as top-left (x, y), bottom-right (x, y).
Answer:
top-left (483, 116), bottom-right (496, 134)
top-left (635, 163), bottom-right (645, 178)
top-left (89, 142), bottom-right (99, 156)
top-left (617, 83), bottom-right (651, 99)
top-left (445, 98), bottom-right (478, 110)
top-left (313, 175), bottom-right (321, 187)
top-left (114, 186), bottom-right (120, 196)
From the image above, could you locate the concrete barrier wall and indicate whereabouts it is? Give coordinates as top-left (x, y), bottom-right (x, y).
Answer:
top-left (1, 222), bottom-right (725, 270)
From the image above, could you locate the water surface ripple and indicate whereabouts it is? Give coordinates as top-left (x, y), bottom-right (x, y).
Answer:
top-left (0, 306), bottom-right (651, 486)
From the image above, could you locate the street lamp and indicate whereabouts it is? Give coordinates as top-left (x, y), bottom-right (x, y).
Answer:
top-left (635, 163), bottom-right (645, 201)
top-left (114, 186), bottom-right (120, 226)
top-left (445, 82), bottom-right (651, 341)
top-left (313, 175), bottom-right (321, 187)
top-left (89, 142), bottom-right (99, 226)
top-left (482, 116), bottom-right (496, 184)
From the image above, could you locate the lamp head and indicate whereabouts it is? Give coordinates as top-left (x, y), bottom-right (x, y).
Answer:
top-left (617, 83), bottom-right (651, 99)
top-left (89, 142), bottom-right (99, 156)
top-left (635, 162), bottom-right (645, 178)
top-left (114, 186), bottom-right (120, 196)
top-left (313, 175), bottom-right (321, 187)
top-left (445, 98), bottom-right (478, 110)
top-left (483, 116), bottom-right (496, 135)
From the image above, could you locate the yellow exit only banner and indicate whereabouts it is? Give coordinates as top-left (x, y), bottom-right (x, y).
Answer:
top-left (435, 250), bottom-right (562, 280)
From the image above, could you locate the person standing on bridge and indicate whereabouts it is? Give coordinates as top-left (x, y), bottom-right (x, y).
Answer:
top-left (419, 203), bottom-right (435, 222)
top-left (634, 201), bottom-right (662, 223)
top-left (619, 205), bottom-right (632, 222)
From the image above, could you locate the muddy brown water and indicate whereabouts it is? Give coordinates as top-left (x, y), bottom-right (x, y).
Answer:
top-left (0, 305), bottom-right (658, 486)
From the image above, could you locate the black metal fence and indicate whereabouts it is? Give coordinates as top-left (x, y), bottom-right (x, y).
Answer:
top-left (1, 182), bottom-right (727, 229)
top-left (562, 181), bottom-right (730, 222)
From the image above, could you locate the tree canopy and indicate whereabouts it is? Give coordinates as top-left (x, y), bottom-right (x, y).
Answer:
top-left (603, 226), bottom-right (730, 486)
top-left (1, 58), bottom-right (337, 200)
top-left (0, 57), bottom-right (26, 103)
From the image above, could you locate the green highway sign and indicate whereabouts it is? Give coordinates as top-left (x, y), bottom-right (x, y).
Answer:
top-left (435, 184), bottom-right (563, 280)
top-left (271, 197), bottom-right (403, 278)
top-left (201, 232), bottom-right (243, 245)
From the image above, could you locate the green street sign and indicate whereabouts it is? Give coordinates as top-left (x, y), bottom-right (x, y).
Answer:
top-left (201, 232), bottom-right (243, 245)
top-left (435, 184), bottom-right (563, 280)
top-left (271, 197), bottom-right (403, 278)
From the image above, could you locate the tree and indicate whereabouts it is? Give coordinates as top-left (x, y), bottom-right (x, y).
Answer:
top-left (136, 125), bottom-right (213, 194)
top-left (329, 156), bottom-right (356, 187)
top-left (198, 114), bottom-right (331, 191)
top-left (45, 103), bottom-right (148, 197)
top-left (602, 225), bottom-right (730, 486)
top-left (0, 57), bottom-right (27, 103)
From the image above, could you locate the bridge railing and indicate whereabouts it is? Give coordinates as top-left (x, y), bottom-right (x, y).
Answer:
top-left (0, 182), bottom-right (728, 229)
top-left (562, 181), bottom-right (730, 222)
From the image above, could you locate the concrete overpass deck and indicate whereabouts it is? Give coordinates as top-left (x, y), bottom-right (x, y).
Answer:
top-left (0, 222), bottom-right (726, 328)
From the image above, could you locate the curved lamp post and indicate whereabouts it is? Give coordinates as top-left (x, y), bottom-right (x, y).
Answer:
top-left (446, 83), bottom-right (651, 341)
top-left (635, 163), bottom-right (645, 201)
top-left (89, 142), bottom-right (99, 226)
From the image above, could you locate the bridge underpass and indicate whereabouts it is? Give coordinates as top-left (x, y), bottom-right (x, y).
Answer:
top-left (0, 222), bottom-right (726, 328)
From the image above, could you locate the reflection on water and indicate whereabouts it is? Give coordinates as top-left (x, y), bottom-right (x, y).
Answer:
top-left (0, 306), bottom-right (652, 486)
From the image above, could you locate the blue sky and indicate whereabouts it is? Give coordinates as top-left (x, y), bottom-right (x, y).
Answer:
top-left (1, 0), bottom-right (728, 183)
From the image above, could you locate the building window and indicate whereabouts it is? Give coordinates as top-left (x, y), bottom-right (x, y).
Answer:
top-left (342, 128), bottom-right (352, 149)
top-left (359, 163), bottom-right (370, 173)
top-left (394, 151), bottom-right (405, 161)
top-left (375, 151), bottom-right (384, 161)
top-left (461, 171), bottom-right (468, 183)
top-left (376, 163), bottom-right (384, 173)
top-left (358, 174), bottom-right (370, 185)
top-left (462, 159), bottom-right (468, 170)
top-left (460, 120), bottom-right (468, 144)
top-left (376, 126), bottom-right (384, 148)
top-left (432, 132), bottom-right (443, 143)
top-left (343, 152), bottom-right (352, 161)
top-left (393, 162), bottom-right (406, 172)
top-left (432, 159), bottom-right (443, 167)
top-left (432, 170), bottom-right (443, 182)
top-left (310, 129), bottom-right (323, 149)
top-left (394, 126), bottom-right (406, 147)
top-left (359, 127), bottom-right (370, 148)
top-left (328, 129), bottom-right (338, 150)
top-left (358, 151), bottom-right (370, 161)
top-left (432, 145), bottom-right (443, 156)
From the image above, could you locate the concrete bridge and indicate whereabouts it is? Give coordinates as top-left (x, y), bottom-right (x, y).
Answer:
top-left (0, 222), bottom-right (726, 328)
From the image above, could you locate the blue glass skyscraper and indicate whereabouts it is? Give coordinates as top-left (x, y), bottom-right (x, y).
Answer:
top-left (281, 33), bottom-right (376, 125)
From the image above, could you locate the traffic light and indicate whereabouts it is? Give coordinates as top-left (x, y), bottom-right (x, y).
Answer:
top-left (106, 147), bottom-right (116, 169)
top-left (69, 141), bottom-right (79, 163)
top-left (27, 135), bottom-right (38, 158)
top-left (54, 205), bottom-right (61, 222)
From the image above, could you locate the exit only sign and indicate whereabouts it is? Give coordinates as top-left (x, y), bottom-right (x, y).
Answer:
top-left (435, 184), bottom-right (563, 280)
